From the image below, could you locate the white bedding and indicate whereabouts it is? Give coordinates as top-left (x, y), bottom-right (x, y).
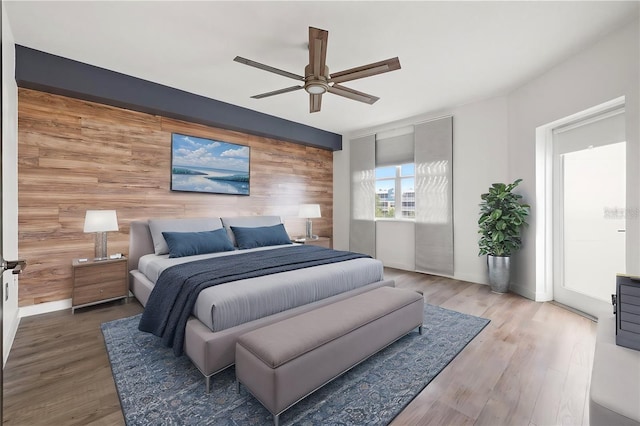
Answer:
top-left (138, 245), bottom-right (384, 332)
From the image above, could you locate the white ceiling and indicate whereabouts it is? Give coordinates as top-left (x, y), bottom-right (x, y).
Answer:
top-left (5, 1), bottom-right (638, 135)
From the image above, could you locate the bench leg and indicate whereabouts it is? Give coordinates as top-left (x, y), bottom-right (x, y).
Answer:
top-left (274, 413), bottom-right (280, 426)
top-left (236, 379), bottom-right (241, 394)
top-left (205, 375), bottom-right (211, 394)
top-left (419, 325), bottom-right (423, 335)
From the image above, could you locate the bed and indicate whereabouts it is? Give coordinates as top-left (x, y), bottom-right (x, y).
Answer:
top-left (128, 216), bottom-right (393, 391)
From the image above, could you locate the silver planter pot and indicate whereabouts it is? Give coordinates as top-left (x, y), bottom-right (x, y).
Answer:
top-left (487, 255), bottom-right (510, 294)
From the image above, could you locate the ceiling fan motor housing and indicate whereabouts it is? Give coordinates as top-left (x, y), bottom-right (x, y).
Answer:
top-left (304, 64), bottom-right (330, 94)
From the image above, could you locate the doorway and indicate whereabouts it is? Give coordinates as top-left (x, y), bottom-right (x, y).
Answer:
top-left (552, 106), bottom-right (626, 317)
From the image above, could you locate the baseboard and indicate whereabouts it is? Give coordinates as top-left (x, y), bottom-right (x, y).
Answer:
top-left (452, 272), bottom-right (487, 285)
top-left (509, 283), bottom-right (537, 301)
top-left (417, 269), bottom-right (487, 284)
top-left (19, 298), bottom-right (72, 318)
top-left (382, 262), bottom-right (416, 272)
top-left (3, 310), bottom-right (20, 367)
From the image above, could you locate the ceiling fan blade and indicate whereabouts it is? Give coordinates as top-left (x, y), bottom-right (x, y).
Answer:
top-left (308, 27), bottom-right (328, 77)
top-left (310, 93), bottom-right (322, 113)
top-left (251, 85), bottom-right (304, 99)
top-left (329, 57), bottom-right (401, 84)
top-left (327, 84), bottom-right (380, 105)
top-left (234, 56), bottom-right (304, 81)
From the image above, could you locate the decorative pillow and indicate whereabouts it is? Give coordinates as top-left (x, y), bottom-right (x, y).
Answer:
top-left (148, 217), bottom-right (223, 255)
top-left (230, 224), bottom-right (292, 250)
top-left (162, 228), bottom-right (235, 258)
top-left (221, 216), bottom-right (282, 246)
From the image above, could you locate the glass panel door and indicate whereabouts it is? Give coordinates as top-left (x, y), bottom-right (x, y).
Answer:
top-left (553, 109), bottom-right (626, 317)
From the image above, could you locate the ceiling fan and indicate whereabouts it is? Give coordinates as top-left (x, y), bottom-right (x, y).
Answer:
top-left (234, 27), bottom-right (401, 113)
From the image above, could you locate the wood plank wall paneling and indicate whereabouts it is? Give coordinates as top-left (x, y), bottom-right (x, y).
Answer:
top-left (17, 88), bottom-right (334, 307)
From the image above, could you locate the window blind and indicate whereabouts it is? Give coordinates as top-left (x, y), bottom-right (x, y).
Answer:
top-left (553, 107), bottom-right (625, 155)
top-left (350, 134), bottom-right (376, 257)
top-left (375, 126), bottom-right (415, 166)
top-left (414, 116), bottom-right (454, 275)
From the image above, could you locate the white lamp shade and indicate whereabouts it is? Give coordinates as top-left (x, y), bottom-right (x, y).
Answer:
top-left (83, 210), bottom-right (119, 233)
top-left (298, 204), bottom-right (321, 219)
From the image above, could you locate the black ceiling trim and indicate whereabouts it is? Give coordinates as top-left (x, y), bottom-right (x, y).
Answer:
top-left (14, 45), bottom-right (342, 151)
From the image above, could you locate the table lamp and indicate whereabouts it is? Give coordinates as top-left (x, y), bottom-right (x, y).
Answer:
top-left (298, 204), bottom-right (321, 240)
top-left (84, 210), bottom-right (119, 260)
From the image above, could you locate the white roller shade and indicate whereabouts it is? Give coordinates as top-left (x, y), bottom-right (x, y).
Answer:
top-left (553, 107), bottom-right (625, 155)
top-left (375, 126), bottom-right (415, 166)
top-left (350, 135), bottom-right (376, 257)
top-left (414, 116), bottom-right (454, 276)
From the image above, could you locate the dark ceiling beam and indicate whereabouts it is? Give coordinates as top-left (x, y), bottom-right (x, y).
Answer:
top-left (14, 45), bottom-right (342, 151)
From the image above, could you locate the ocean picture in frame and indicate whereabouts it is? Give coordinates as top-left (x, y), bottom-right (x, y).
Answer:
top-left (171, 133), bottom-right (250, 195)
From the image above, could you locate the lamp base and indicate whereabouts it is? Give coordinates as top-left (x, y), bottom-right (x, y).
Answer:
top-left (305, 219), bottom-right (313, 240)
top-left (94, 232), bottom-right (108, 260)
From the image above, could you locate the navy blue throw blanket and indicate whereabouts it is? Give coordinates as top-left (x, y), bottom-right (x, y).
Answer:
top-left (138, 245), bottom-right (370, 356)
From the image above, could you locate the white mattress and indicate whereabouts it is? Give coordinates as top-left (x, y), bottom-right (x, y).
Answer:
top-left (137, 245), bottom-right (385, 332)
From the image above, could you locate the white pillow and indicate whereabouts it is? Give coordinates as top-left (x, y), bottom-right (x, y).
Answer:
top-left (148, 217), bottom-right (223, 255)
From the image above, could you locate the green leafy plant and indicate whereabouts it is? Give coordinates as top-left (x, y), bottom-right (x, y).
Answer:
top-left (478, 179), bottom-right (530, 257)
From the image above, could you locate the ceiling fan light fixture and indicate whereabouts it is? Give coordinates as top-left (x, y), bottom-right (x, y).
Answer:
top-left (236, 27), bottom-right (401, 112)
top-left (305, 81), bottom-right (328, 95)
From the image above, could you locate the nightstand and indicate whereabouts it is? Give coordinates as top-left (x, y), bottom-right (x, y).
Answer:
top-left (296, 237), bottom-right (332, 249)
top-left (72, 257), bottom-right (128, 313)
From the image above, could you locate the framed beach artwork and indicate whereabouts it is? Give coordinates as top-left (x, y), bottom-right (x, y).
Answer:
top-left (170, 133), bottom-right (250, 195)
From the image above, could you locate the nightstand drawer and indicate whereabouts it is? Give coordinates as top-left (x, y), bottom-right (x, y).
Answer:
top-left (71, 257), bottom-right (128, 312)
top-left (72, 280), bottom-right (128, 306)
top-left (73, 261), bottom-right (127, 287)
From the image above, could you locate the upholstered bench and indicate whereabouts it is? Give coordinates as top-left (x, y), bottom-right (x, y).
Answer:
top-left (235, 286), bottom-right (424, 426)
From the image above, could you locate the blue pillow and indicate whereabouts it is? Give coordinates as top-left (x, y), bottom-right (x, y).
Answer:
top-left (162, 228), bottom-right (234, 258)
top-left (231, 224), bottom-right (292, 250)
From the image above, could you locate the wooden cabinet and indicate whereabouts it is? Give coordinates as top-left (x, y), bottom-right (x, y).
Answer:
top-left (298, 237), bottom-right (332, 249)
top-left (72, 257), bottom-right (128, 313)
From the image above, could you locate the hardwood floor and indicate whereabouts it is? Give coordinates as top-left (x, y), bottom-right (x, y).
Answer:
top-left (3, 269), bottom-right (596, 425)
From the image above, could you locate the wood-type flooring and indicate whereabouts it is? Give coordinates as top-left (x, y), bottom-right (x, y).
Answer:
top-left (3, 268), bottom-right (596, 425)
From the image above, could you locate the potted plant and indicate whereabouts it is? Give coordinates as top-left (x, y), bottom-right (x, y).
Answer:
top-left (478, 179), bottom-right (530, 293)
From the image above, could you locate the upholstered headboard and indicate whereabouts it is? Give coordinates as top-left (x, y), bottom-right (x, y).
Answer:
top-left (128, 220), bottom-right (154, 274)
top-left (128, 216), bottom-right (284, 274)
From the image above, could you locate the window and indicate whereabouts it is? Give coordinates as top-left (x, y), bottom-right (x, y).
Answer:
top-left (375, 163), bottom-right (415, 219)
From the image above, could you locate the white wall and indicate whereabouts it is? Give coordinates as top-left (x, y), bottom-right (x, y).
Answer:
top-left (508, 18), bottom-right (639, 300)
top-left (2, 7), bottom-right (20, 366)
top-left (334, 95), bottom-right (509, 285)
top-left (452, 97), bottom-right (510, 284)
top-left (336, 18), bottom-right (639, 298)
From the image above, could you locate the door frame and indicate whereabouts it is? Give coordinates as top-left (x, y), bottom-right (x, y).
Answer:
top-left (1, 5), bottom-right (4, 416)
top-left (535, 96), bottom-right (626, 305)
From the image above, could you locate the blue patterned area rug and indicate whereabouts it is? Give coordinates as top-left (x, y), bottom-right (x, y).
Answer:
top-left (102, 304), bottom-right (489, 425)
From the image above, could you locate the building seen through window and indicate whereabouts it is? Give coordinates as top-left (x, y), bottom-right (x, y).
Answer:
top-left (375, 163), bottom-right (415, 219)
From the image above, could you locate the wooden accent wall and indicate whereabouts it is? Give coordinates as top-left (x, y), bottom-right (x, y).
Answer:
top-left (17, 88), bottom-right (333, 307)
